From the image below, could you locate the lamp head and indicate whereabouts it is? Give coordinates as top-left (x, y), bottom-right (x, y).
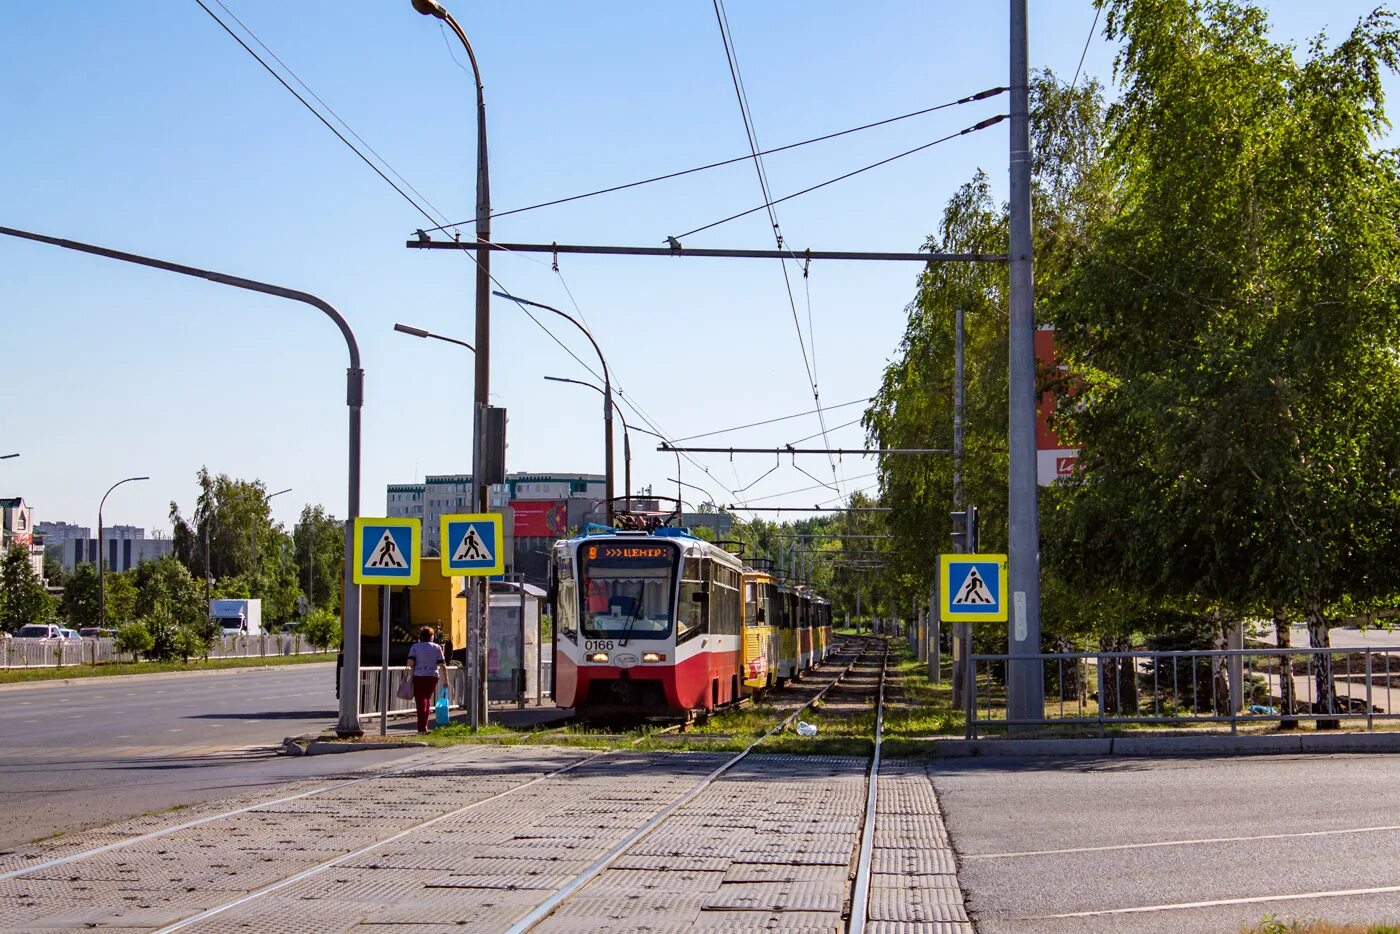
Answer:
top-left (394, 323), bottom-right (431, 339)
top-left (411, 0), bottom-right (447, 18)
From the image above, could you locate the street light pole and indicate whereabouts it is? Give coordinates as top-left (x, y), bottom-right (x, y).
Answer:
top-left (0, 454), bottom-right (18, 460)
top-left (0, 224), bottom-right (367, 738)
top-left (493, 292), bottom-right (616, 525)
top-left (543, 376), bottom-right (631, 511)
top-left (411, 0), bottom-right (492, 730)
top-left (98, 476), bottom-right (149, 631)
top-left (251, 487), bottom-right (291, 602)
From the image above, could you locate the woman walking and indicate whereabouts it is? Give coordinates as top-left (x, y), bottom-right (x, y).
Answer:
top-left (406, 627), bottom-right (449, 733)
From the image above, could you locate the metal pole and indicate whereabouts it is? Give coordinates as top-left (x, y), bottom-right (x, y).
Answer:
top-left (467, 579), bottom-right (479, 731)
top-left (951, 307), bottom-right (967, 706)
top-left (97, 476), bottom-right (148, 630)
top-left (0, 225), bottom-right (369, 739)
top-left (603, 380), bottom-right (616, 523)
top-left (518, 573), bottom-right (527, 710)
top-left (379, 585), bottom-right (390, 736)
top-left (413, 2), bottom-right (492, 732)
top-left (1007, 0), bottom-right (1043, 724)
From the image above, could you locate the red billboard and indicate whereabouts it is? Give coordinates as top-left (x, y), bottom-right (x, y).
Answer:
top-left (511, 500), bottom-right (569, 538)
top-left (1035, 328), bottom-right (1079, 484)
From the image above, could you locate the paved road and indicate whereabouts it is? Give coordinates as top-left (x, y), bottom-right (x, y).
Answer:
top-left (0, 664), bottom-right (417, 848)
top-left (932, 753), bottom-right (1400, 932)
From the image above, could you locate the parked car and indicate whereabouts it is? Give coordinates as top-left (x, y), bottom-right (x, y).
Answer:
top-left (57, 628), bottom-right (82, 641)
top-left (14, 624), bottom-right (62, 639)
top-left (77, 627), bottom-right (117, 639)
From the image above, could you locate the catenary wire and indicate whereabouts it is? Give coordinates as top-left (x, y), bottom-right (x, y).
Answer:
top-left (671, 397), bottom-right (871, 443)
top-left (415, 86), bottom-right (1008, 235)
top-left (194, 0), bottom-right (756, 519)
top-left (1071, 5), bottom-right (1103, 90)
top-left (674, 115), bottom-right (1007, 241)
top-left (712, 0), bottom-right (842, 499)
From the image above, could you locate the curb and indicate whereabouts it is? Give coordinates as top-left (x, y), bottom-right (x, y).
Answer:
top-left (922, 731), bottom-right (1400, 759)
top-left (283, 737), bottom-right (429, 756)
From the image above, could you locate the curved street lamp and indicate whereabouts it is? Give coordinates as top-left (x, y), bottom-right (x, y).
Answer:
top-left (543, 376), bottom-right (631, 510)
top-left (494, 291), bottom-right (616, 523)
top-left (0, 224), bottom-right (367, 738)
top-left (98, 476), bottom-right (149, 631)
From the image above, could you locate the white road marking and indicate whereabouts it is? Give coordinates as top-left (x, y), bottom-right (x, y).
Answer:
top-left (19, 702), bottom-right (30, 706)
top-left (967, 824), bottom-right (1400, 860)
top-left (1032, 883), bottom-right (1400, 919)
top-left (167, 729), bottom-right (184, 733)
top-left (22, 719), bottom-right (38, 724)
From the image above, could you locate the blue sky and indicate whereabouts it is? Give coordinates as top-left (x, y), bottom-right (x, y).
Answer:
top-left (3, 1), bottom-right (1394, 535)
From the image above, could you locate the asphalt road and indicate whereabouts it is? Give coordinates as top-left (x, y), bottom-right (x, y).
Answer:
top-left (0, 664), bottom-right (418, 849)
top-left (932, 753), bottom-right (1400, 933)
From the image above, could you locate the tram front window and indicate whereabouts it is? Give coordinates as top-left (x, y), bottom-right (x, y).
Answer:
top-left (579, 542), bottom-right (676, 640)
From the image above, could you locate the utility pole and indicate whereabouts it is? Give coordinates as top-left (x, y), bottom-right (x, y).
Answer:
top-left (1007, 0), bottom-right (1044, 723)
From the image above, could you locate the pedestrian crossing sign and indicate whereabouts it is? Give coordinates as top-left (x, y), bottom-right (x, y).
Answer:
top-left (353, 517), bottom-right (421, 586)
top-left (939, 553), bottom-right (1008, 623)
top-left (441, 513), bottom-right (505, 577)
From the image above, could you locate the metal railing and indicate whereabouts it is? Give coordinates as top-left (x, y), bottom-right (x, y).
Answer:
top-left (964, 645), bottom-right (1400, 738)
top-left (357, 664), bottom-right (468, 721)
top-left (0, 634), bottom-right (327, 669)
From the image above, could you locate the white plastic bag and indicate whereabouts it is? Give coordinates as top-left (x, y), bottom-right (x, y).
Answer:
top-left (796, 720), bottom-right (818, 737)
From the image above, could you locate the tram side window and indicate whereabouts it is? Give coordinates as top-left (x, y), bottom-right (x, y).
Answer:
top-left (744, 581), bottom-right (758, 628)
top-left (677, 557), bottom-right (706, 642)
top-left (709, 564), bottom-right (741, 637)
top-left (557, 579), bottom-right (577, 643)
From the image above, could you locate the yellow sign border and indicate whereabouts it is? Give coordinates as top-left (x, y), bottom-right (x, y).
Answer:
top-left (938, 553), bottom-right (1009, 622)
top-left (440, 513), bottom-right (505, 577)
top-left (352, 517), bottom-right (421, 586)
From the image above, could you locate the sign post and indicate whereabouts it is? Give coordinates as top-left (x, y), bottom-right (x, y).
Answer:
top-left (441, 513), bottom-right (505, 730)
top-left (352, 517), bottom-right (421, 734)
top-left (939, 552), bottom-right (1008, 738)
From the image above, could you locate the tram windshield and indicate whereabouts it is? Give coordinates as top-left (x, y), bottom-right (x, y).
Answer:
top-left (579, 541), bottom-right (676, 641)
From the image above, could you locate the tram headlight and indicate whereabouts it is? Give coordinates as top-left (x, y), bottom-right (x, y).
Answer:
top-left (641, 652), bottom-right (666, 663)
top-left (587, 652), bottom-right (609, 663)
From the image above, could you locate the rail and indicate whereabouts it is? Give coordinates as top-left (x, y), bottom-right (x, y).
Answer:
top-left (849, 640), bottom-right (888, 934)
top-left (964, 645), bottom-right (1400, 738)
top-left (506, 636), bottom-right (874, 933)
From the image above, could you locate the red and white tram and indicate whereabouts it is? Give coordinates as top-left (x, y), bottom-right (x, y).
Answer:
top-left (550, 527), bottom-right (746, 721)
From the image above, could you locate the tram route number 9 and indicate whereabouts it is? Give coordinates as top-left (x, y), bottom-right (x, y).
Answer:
top-left (585, 640), bottom-right (615, 652)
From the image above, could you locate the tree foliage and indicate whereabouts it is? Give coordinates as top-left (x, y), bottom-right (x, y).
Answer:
top-left (0, 545), bottom-right (55, 632)
top-left (60, 563), bottom-right (102, 629)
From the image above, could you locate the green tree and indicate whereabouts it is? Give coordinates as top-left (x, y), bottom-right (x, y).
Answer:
top-left (104, 572), bottom-right (138, 627)
top-left (1049, 1), bottom-right (1400, 724)
top-left (61, 563), bottom-right (102, 629)
top-left (292, 505), bottom-right (344, 614)
top-left (133, 556), bottom-right (207, 632)
top-left (865, 70), bottom-right (1108, 638)
top-left (0, 545), bottom-right (55, 632)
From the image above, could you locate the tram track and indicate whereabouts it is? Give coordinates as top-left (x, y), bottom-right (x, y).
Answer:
top-left (506, 636), bottom-right (890, 934)
top-left (1, 638), bottom-right (893, 933)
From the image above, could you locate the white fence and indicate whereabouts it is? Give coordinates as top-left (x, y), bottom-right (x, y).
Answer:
top-left (357, 664), bottom-right (468, 721)
top-left (1, 633), bottom-right (326, 669)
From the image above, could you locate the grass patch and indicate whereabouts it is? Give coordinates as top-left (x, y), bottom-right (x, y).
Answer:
top-left (1246, 916), bottom-right (1400, 933)
top-left (0, 652), bottom-right (338, 684)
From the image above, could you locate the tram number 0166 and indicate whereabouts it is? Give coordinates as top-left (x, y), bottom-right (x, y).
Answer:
top-left (585, 640), bottom-right (615, 652)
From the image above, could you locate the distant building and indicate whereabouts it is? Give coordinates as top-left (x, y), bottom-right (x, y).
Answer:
top-left (1, 497), bottom-right (48, 580)
top-left (387, 472), bottom-right (605, 583)
top-left (57, 532), bottom-right (173, 573)
top-left (35, 521), bottom-right (90, 547)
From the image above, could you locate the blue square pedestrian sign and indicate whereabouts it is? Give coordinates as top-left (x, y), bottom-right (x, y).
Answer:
top-left (353, 517), bottom-right (421, 586)
top-left (939, 553), bottom-right (1008, 623)
top-left (441, 513), bottom-right (505, 577)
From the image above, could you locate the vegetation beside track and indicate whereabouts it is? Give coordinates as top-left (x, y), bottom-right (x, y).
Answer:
top-left (1247, 918), bottom-right (1400, 934)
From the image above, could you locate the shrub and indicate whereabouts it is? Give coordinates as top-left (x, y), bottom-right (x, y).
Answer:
top-left (116, 620), bottom-right (154, 661)
top-left (301, 608), bottom-right (342, 651)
